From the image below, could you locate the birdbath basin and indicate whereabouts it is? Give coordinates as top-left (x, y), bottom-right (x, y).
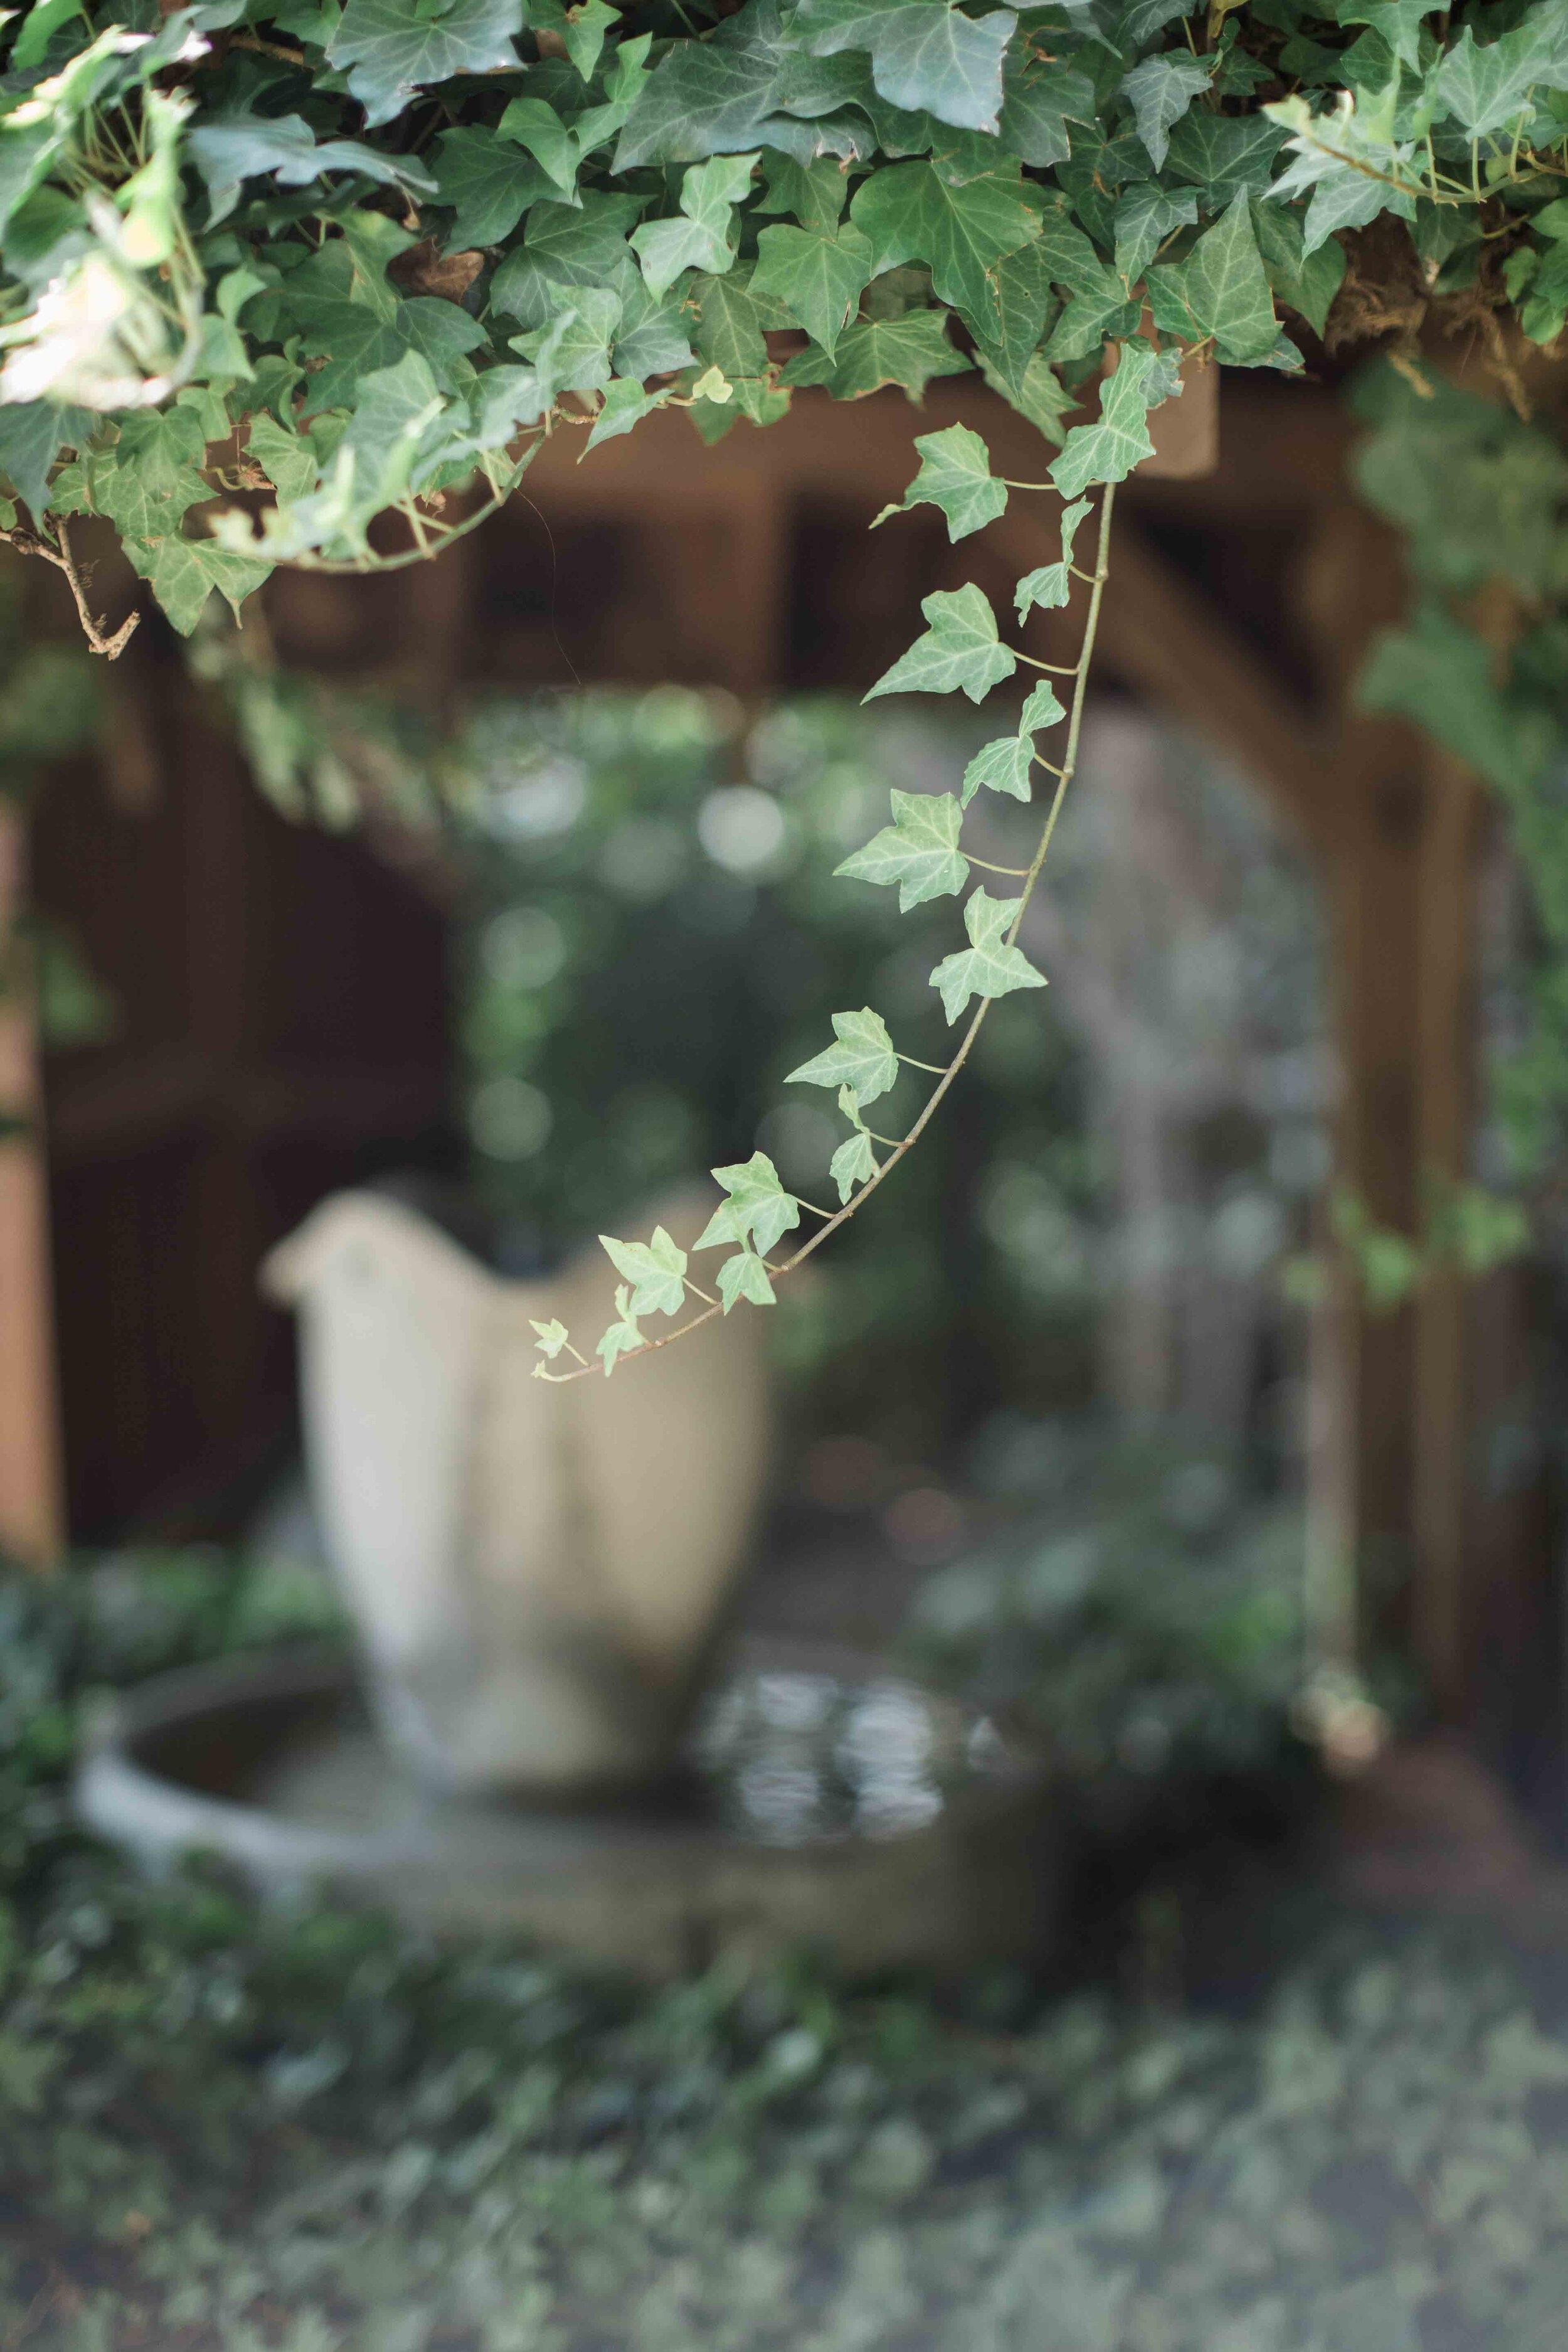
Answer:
top-left (75, 1639), bottom-right (1058, 1980)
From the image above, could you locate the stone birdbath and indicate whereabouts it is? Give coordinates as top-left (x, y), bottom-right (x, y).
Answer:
top-left (76, 1189), bottom-right (1057, 1978)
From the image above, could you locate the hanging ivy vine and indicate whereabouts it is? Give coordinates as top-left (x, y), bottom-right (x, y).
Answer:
top-left (4, 0), bottom-right (1568, 1369)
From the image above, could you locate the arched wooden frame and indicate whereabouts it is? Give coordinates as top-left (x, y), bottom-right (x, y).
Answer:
top-left (0, 374), bottom-right (1492, 1724)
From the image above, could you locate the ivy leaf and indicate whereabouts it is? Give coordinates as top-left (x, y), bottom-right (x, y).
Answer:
top-left (787, 1005), bottom-right (899, 1104)
top-left (689, 262), bottom-right (790, 380)
top-left (327, 0), bottom-right (525, 129)
top-left (0, 400), bottom-right (88, 520)
top-left (755, 153), bottom-right (849, 233)
top-left (1049, 342), bottom-right (1162, 501)
top-left (718, 1249), bottom-right (776, 1311)
top-left (1118, 51), bottom-right (1213, 172)
top-left (511, 287), bottom-right (621, 400)
top-left (584, 375), bottom-right (670, 450)
top-left (873, 421), bottom-right (1006, 542)
top-left (1335, 0), bottom-right (1440, 73)
top-left (837, 788), bottom-right (968, 909)
top-left (596, 1284), bottom-right (644, 1375)
top-left (750, 220), bottom-right (874, 358)
top-left (978, 351), bottom-right (1076, 446)
top-left (527, 0), bottom-right (619, 82)
top-left (1113, 183), bottom-right (1198, 289)
top-left (433, 127), bottom-right (557, 248)
top-left (599, 1225), bottom-right (689, 1318)
top-left (185, 114), bottom-right (434, 228)
top-left (531, 1317), bottom-right (570, 1359)
top-left (699, 1151), bottom-right (800, 1256)
top-left (1249, 198), bottom-right (1345, 338)
top-left (1165, 112), bottom-right (1285, 204)
top-left (490, 192), bottom-right (642, 324)
top-left (1014, 495), bottom-right (1093, 619)
top-left (928, 887), bottom-right (1047, 1024)
top-left (778, 309), bottom-right (971, 400)
top-left (1436, 18), bottom-right (1564, 139)
top-left (864, 583), bottom-right (1017, 704)
top-left (850, 161), bottom-right (1041, 322)
top-left (1147, 191), bottom-right (1278, 362)
top-left (123, 535), bottom-right (273, 636)
top-left (961, 732), bottom-right (1032, 806)
top-left (830, 1117), bottom-right (879, 1202)
top-left (248, 411), bottom-right (317, 504)
top-left (631, 151), bottom-right (758, 303)
top-left (611, 0), bottom-right (825, 168)
top-left (794, 0), bottom-right (1015, 135)
top-left (960, 681), bottom-right (1066, 808)
top-left (1000, 55), bottom-right (1094, 168)
top-left (496, 94), bottom-right (581, 196)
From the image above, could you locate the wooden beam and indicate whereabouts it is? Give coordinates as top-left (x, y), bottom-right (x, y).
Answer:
top-left (0, 807), bottom-right (63, 1565)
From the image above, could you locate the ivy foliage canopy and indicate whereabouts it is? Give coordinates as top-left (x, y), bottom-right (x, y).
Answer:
top-left (6, 0), bottom-right (1568, 1367)
top-left (4, 0), bottom-right (1568, 620)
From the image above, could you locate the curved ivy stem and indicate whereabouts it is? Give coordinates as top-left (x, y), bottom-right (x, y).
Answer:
top-left (0, 518), bottom-right (140, 659)
top-left (283, 453), bottom-right (538, 575)
top-left (538, 479), bottom-right (1118, 1385)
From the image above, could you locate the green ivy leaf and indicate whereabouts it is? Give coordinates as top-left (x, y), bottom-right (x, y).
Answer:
top-left (778, 308), bottom-right (972, 400)
top-left (928, 886), bottom-right (1047, 1024)
top-left (531, 1316), bottom-right (570, 1359)
top-left (717, 1248), bottom-right (776, 1310)
top-left (961, 731), bottom-right (1032, 806)
top-left (750, 218), bottom-right (874, 358)
top-left (1147, 191), bottom-right (1278, 362)
top-left (795, 0), bottom-right (1015, 135)
top-left (873, 421), bottom-right (1006, 543)
top-left (1014, 494), bottom-right (1093, 619)
top-left (186, 114), bottom-right (434, 228)
top-left (596, 1283), bottom-right (644, 1374)
top-left (492, 98), bottom-right (581, 202)
top-left (527, 0), bottom-right (620, 82)
top-left (850, 161), bottom-right (1041, 322)
top-left (123, 534), bottom-right (273, 636)
top-left (433, 126), bottom-right (557, 249)
top-left (830, 1121), bottom-right (879, 1202)
top-left (630, 151), bottom-right (758, 304)
top-left (327, 0), bottom-right (525, 128)
top-left (1113, 183), bottom-right (1198, 289)
top-left (689, 262), bottom-right (790, 381)
top-left (490, 192), bottom-right (642, 324)
top-left (0, 400), bottom-right (87, 520)
top-left (699, 1150), bottom-right (800, 1256)
top-left (1436, 16), bottom-right (1564, 138)
top-left (1249, 198), bottom-right (1345, 338)
top-left (864, 583), bottom-right (1017, 704)
top-left (1335, 0), bottom-right (1441, 73)
top-left (511, 286), bottom-right (621, 400)
top-left (787, 1005), bottom-right (900, 1103)
top-left (1049, 342), bottom-right (1162, 501)
top-left (1118, 51), bottom-right (1213, 172)
top-left (248, 411), bottom-right (318, 504)
top-left (599, 1224), bottom-right (689, 1318)
top-left (584, 375), bottom-right (670, 450)
top-left (838, 788), bottom-right (968, 909)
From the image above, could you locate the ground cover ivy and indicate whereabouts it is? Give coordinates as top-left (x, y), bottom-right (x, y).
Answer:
top-left (4, 0), bottom-right (1568, 1369)
top-left (3, 1551), bottom-right (1568, 2348)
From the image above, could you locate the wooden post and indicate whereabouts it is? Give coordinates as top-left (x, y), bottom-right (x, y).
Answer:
top-left (0, 804), bottom-right (63, 1564)
top-left (1411, 747), bottom-right (1485, 1711)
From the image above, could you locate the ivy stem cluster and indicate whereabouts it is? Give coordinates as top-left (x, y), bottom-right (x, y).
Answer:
top-left (537, 479), bottom-right (1118, 1384)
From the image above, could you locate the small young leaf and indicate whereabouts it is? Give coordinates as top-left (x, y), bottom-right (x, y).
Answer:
top-left (1014, 494), bottom-right (1093, 620)
top-left (837, 790), bottom-right (968, 911)
top-left (929, 886), bottom-right (1047, 1023)
top-left (1049, 344), bottom-right (1162, 501)
top-left (830, 1127), bottom-right (880, 1204)
top-left (873, 421), bottom-right (1007, 544)
top-left (630, 150), bottom-right (759, 303)
top-left (718, 1249), bottom-right (776, 1311)
top-left (864, 584), bottom-right (1017, 704)
top-left (1020, 681), bottom-right (1068, 733)
top-left (596, 1285), bottom-right (644, 1375)
top-left (531, 1318), bottom-right (570, 1359)
top-left (700, 1152), bottom-right (800, 1256)
top-left (961, 732), bottom-right (1032, 807)
top-left (599, 1225), bottom-right (689, 1318)
top-left (787, 1006), bottom-right (900, 1104)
